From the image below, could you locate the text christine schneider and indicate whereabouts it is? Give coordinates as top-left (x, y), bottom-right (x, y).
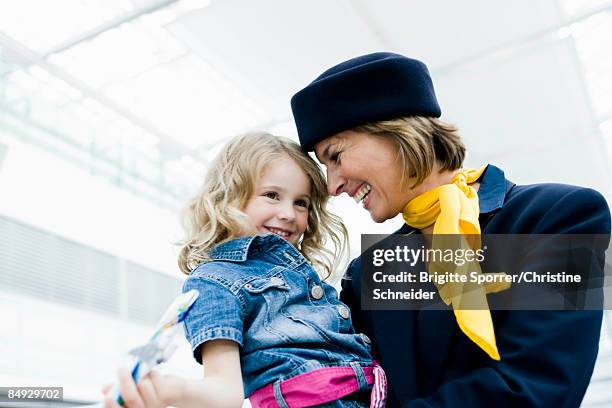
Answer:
top-left (368, 245), bottom-right (581, 301)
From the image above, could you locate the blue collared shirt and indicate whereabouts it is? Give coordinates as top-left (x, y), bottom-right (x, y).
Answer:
top-left (182, 233), bottom-right (374, 396)
top-left (475, 164), bottom-right (508, 214)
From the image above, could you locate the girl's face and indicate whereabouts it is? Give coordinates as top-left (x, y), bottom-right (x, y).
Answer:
top-left (243, 156), bottom-right (311, 246)
top-left (315, 131), bottom-right (421, 223)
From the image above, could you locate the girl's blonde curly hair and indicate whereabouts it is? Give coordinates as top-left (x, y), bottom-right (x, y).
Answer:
top-left (177, 132), bottom-right (348, 281)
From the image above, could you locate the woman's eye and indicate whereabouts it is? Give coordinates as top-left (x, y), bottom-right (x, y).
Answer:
top-left (330, 151), bottom-right (341, 163)
top-left (263, 191), bottom-right (279, 200)
top-left (295, 199), bottom-right (309, 208)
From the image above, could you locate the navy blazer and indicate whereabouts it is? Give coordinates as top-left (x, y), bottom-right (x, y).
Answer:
top-left (341, 165), bottom-right (611, 408)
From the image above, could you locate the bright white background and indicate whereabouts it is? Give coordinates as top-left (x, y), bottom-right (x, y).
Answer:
top-left (0, 0), bottom-right (611, 406)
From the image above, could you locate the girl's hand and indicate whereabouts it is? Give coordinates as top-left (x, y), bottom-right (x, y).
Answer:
top-left (103, 368), bottom-right (185, 408)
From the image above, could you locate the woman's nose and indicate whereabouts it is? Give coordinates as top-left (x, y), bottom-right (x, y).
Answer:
top-left (327, 168), bottom-right (346, 196)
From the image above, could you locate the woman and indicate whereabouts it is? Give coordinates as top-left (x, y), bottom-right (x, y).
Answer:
top-left (290, 52), bottom-right (611, 407)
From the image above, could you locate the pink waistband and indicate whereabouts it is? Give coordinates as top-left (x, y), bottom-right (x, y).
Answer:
top-left (249, 362), bottom-right (387, 408)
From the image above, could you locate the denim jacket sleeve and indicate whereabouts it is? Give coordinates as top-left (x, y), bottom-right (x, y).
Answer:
top-left (182, 274), bottom-right (244, 364)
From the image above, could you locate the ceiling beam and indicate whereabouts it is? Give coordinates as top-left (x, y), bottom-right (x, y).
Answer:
top-left (42, 0), bottom-right (181, 58)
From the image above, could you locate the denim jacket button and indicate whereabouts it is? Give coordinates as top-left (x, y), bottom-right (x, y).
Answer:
top-left (360, 333), bottom-right (371, 344)
top-left (310, 285), bottom-right (324, 300)
top-left (337, 305), bottom-right (350, 319)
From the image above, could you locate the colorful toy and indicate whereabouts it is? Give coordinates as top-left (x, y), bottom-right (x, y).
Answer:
top-left (86, 289), bottom-right (199, 407)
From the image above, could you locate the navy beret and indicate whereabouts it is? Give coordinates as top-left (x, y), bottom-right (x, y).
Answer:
top-left (291, 52), bottom-right (441, 151)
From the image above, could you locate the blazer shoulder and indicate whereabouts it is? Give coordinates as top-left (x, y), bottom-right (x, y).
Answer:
top-left (509, 183), bottom-right (607, 210)
top-left (504, 183), bottom-right (610, 234)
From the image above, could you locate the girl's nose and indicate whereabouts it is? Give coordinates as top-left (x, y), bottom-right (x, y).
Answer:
top-left (278, 202), bottom-right (296, 221)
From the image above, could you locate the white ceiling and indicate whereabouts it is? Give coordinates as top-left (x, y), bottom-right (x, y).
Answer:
top-left (168, 0), bottom-right (611, 191)
top-left (1, 0), bottom-right (611, 245)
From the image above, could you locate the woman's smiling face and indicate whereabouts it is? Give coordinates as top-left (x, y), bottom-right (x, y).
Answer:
top-left (315, 131), bottom-right (418, 223)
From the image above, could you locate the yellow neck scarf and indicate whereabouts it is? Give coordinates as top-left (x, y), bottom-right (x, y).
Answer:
top-left (402, 166), bottom-right (509, 361)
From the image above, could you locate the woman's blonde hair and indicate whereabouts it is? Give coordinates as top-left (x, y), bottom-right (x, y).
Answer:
top-left (177, 132), bottom-right (348, 280)
top-left (353, 116), bottom-right (466, 188)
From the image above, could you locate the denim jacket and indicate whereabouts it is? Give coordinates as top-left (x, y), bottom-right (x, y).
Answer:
top-left (182, 233), bottom-right (374, 396)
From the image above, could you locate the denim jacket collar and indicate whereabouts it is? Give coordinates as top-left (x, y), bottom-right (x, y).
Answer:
top-left (208, 233), bottom-right (301, 262)
top-left (208, 236), bottom-right (257, 262)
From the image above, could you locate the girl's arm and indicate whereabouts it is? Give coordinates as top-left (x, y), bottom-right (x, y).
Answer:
top-left (105, 339), bottom-right (244, 408)
top-left (178, 339), bottom-right (244, 407)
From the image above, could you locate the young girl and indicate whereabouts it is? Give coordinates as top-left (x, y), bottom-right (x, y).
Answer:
top-left (105, 132), bottom-right (386, 408)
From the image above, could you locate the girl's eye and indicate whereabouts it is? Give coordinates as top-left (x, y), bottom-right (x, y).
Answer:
top-left (263, 191), bottom-right (279, 200)
top-left (295, 199), bottom-right (309, 209)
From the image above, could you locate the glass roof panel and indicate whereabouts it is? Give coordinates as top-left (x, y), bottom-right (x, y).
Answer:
top-left (45, 1), bottom-right (266, 150)
top-left (48, 9), bottom-right (188, 88)
top-left (101, 53), bottom-right (267, 149)
top-left (560, 0), bottom-right (611, 16)
top-left (567, 12), bottom-right (612, 119)
top-left (0, 0), bottom-right (139, 53)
